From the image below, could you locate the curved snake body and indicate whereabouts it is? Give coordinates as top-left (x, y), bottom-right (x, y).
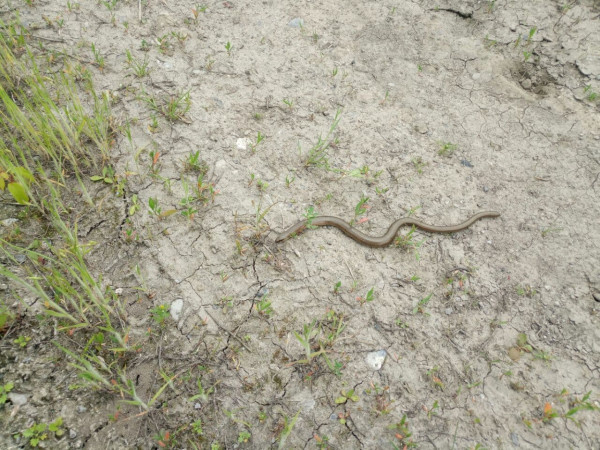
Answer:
top-left (275, 211), bottom-right (500, 247)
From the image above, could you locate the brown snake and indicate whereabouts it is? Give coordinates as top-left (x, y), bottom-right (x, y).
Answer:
top-left (275, 211), bottom-right (500, 247)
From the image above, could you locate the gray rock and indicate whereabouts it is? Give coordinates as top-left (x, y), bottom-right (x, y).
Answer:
top-left (69, 429), bottom-right (77, 439)
top-left (511, 432), bottom-right (519, 446)
top-left (171, 298), bottom-right (184, 321)
top-left (8, 392), bottom-right (28, 406)
top-left (77, 405), bottom-right (87, 413)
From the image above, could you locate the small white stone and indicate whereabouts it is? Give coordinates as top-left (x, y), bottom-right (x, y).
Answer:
top-left (236, 137), bottom-right (251, 150)
top-left (1, 218), bottom-right (18, 227)
top-left (171, 298), bottom-right (184, 321)
top-left (288, 18), bottom-right (304, 28)
top-left (365, 350), bottom-right (387, 371)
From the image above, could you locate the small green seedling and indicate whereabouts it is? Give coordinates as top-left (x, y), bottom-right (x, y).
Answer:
top-left (438, 141), bottom-right (457, 157)
top-left (250, 131), bottom-right (264, 153)
top-left (191, 419), bottom-right (203, 436)
top-left (0, 381), bottom-right (14, 404)
top-left (13, 335), bottom-right (31, 348)
top-left (21, 418), bottom-right (64, 448)
top-left (335, 389), bottom-right (359, 404)
top-left (276, 410), bottom-right (300, 450)
top-left (148, 197), bottom-right (162, 216)
top-left (91, 43), bottom-right (105, 69)
top-left (151, 304), bottom-right (170, 326)
top-left (333, 281), bottom-right (341, 294)
top-left (303, 206), bottom-right (318, 229)
top-left (413, 293), bottom-right (432, 315)
top-left (90, 166), bottom-right (115, 184)
top-left (412, 156), bottom-right (427, 174)
top-left (225, 41), bottom-right (232, 55)
top-left (256, 295), bottom-right (273, 317)
top-left (188, 377), bottom-right (214, 402)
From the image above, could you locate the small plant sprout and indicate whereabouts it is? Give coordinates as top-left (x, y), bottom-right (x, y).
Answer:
top-left (188, 377), bottom-right (215, 402)
top-left (333, 281), bottom-right (341, 294)
top-left (527, 26), bottom-right (537, 43)
top-left (584, 85), bottom-right (598, 102)
top-left (412, 156), bottom-right (427, 174)
top-left (394, 226), bottom-right (424, 255)
top-left (151, 304), bottom-right (170, 326)
top-left (427, 366), bottom-right (444, 390)
top-left (335, 389), bottom-right (359, 404)
top-left (13, 335), bottom-right (31, 347)
top-left (413, 293), bottom-right (433, 315)
top-left (0, 381), bottom-right (14, 405)
top-left (285, 174), bottom-right (295, 187)
top-left (148, 197), bottom-right (162, 216)
top-left (380, 89), bottom-right (390, 105)
top-left (523, 51), bottom-right (532, 62)
top-left (90, 43), bottom-right (105, 69)
top-left (438, 141), bottom-right (457, 157)
top-left (191, 420), bottom-right (203, 436)
top-left (125, 50), bottom-right (150, 77)
top-left (256, 294), bottom-right (273, 317)
top-left (282, 98), bottom-right (294, 109)
top-left (357, 287), bottom-right (374, 305)
top-left (303, 205), bottom-right (318, 229)
top-left (353, 194), bottom-right (369, 224)
top-left (276, 410), bottom-right (301, 450)
top-left (225, 41), bottom-right (232, 55)
top-left (331, 66), bottom-right (338, 77)
top-left (303, 108), bottom-right (342, 169)
top-left (180, 179), bottom-right (198, 220)
top-left (251, 131), bottom-right (264, 153)
top-left (184, 150), bottom-right (208, 172)
top-left (90, 166), bottom-right (115, 184)
top-left (21, 418), bottom-right (64, 448)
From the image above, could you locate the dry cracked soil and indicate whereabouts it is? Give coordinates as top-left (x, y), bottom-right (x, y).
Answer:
top-left (1, 0), bottom-right (600, 449)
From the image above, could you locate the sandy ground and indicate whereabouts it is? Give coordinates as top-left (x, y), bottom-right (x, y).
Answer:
top-left (1, 0), bottom-right (599, 449)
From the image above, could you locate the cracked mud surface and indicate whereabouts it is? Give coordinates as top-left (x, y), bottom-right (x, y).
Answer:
top-left (1, 1), bottom-right (600, 449)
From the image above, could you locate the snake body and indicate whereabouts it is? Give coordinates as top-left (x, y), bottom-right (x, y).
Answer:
top-left (275, 211), bottom-right (500, 247)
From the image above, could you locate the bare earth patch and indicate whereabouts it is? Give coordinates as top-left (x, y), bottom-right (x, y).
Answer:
top-left (1, 1), bottom-right (599, 449)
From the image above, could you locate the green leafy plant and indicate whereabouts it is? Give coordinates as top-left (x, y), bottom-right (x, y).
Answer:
top-left (90, 166), bottom-right (115, 184)
top-left (151, 304), bottom-right (170, 326)
top-left (22, 418), bottom-right (64, 447)
top-left (0, 381), bottom-right (14, 404)
top-left (13, 335), bottom-right (31, 348)
top-left (0, 165), bottom-right (34, 204)
top-left (335, 389), bottom-right (359, 404)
